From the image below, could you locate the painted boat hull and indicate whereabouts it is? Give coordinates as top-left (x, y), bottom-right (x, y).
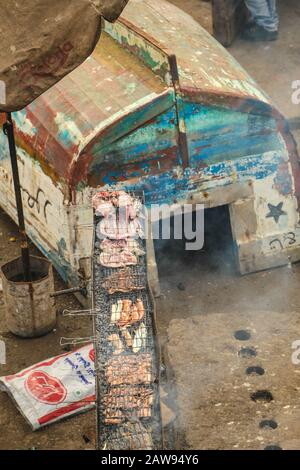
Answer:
top-left (0, 0), bottom-right (299, 290)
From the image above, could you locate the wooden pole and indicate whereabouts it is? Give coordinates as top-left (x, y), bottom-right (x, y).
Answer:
top-left (3, 112), bottom-right (31, 281)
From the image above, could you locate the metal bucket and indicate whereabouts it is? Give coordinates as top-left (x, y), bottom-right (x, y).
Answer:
top-left (0, 256), bottom-right (56, 338)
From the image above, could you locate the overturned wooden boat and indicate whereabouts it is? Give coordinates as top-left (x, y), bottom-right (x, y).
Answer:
top-left (0, 0), bottom-right (299, 296)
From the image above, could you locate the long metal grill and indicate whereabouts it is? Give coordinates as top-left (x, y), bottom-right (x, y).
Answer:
top-left (92, 191), bottom-right (163, 450)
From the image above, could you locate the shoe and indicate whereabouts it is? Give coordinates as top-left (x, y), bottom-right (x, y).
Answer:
top-left (242, 24), bottom-right (278, 41)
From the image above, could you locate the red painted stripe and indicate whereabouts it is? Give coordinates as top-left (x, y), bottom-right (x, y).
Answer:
top-left (38, 395), bottom-right (96, 425)
top-left (5, 344), bottom-right (93, 382)
top-left (5, 352), bottom-right (70, 381)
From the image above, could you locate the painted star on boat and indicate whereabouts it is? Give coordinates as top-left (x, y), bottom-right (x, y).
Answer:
top-left (266, 202), bottom-right (287, 223)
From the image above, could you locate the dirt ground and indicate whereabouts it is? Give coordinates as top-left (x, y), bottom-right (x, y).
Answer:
top-left (167, 311), bottom-right (300, 450)
top-left (156, 208), bottom-right (300, 450)
top-left (160, 0), bottom-right (300, 450)
top-left (1, 0), bottom-right (300, 451)
top-left (0, 208), bottom-right (96, 450)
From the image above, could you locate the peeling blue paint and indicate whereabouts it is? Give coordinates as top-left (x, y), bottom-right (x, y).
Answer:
top-left (106, 150), bottom-right (284, 206)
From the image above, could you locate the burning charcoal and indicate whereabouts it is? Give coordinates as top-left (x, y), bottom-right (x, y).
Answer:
top-left (105, 421), bottom-right (153, 450)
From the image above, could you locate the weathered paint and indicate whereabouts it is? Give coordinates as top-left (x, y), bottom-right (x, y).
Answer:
top-left (0, 139), bottom-right (78, 283)
top-left (0, 256), bottom-right (56, 338)
top-left (0, 0), bottom-right (300, 284)
top-left (115, 0), bottom-right (269, 103)
top-left (93, 150), bottom-right (286, 204)
top-left (104, 19), bottom-right (172, 85)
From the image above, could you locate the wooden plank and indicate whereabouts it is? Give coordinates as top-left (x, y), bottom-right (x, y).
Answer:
top-left (212, 0), bottom-right (249, 47)
top-left (147, 217), bottom-right (161, 299)
top-left (120, 0), bottom-right (268, 103)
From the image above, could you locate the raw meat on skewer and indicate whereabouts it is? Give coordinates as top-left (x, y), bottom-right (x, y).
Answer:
top-left (99, 238), bottom-right (145, 268)
top-left (100, 238), bottom-right (145, 256)
top-left (111, 300), bottom-right (122, 324)
top-left (121, 328), bottom-right (133, 348)
top-left (98, 216), bottom-right (143, 240)
top-left (110, 299), bottom-right (145, 327)
top-left (93, 190), bottom-right (145, 240)
top-left (101, 268), bottom-right (145, 294)
top-left (99, 250), bottom-right (137, 268)
top-left (133, 322), bottom-right (147, 353)
top-left (106, 354), bottom-right (153, 386)
top-left (108, 334), bottom-right (124, 355)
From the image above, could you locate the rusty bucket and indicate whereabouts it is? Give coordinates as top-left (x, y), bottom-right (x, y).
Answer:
top-left (0, 256), bottom-right (56, 338)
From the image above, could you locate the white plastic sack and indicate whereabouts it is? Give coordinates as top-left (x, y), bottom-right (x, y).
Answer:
top-left (0, 344), bottom-right (96, 430)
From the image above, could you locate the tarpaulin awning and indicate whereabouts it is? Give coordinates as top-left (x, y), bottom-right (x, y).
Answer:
top-left (0, 0), bottom-right (129, 111)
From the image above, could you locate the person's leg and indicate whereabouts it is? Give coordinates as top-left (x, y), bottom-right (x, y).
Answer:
top-left (243, 0), bottom-right (278, 40)
top-left (245, 0), bottom-right (278, 31)
top-left (267, 0), bottom-right (279, 31)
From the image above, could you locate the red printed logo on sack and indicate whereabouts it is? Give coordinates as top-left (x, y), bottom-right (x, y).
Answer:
top-left (89, 348), bottom-right (95, 362)
top-left (25, 371), bottom-right (67, 405)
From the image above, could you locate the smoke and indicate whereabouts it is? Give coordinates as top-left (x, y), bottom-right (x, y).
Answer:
top-left (155, 204), bottom-right (300, 448)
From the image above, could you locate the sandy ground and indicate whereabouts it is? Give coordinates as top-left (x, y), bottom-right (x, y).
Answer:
top-left (1, 0), bottom-right (300, 451)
